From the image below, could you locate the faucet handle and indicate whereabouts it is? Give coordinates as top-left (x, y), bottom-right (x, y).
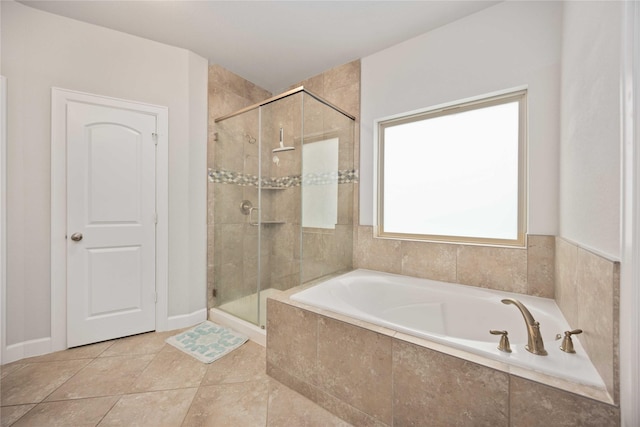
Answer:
top-left (559, 329), bottom-right (583, 353)
top-left (489, 330), bottom-right (512, 353)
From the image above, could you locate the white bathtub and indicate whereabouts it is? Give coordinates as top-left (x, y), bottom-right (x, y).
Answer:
top-left (290, 269), bottom-right (605, 388)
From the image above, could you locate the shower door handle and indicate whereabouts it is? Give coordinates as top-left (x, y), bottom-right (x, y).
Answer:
top-left (249, 207), bottom-right (259, 226)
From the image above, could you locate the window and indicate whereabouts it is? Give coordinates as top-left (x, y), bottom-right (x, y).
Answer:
top-left (376, 90), bottom-right (527, 246)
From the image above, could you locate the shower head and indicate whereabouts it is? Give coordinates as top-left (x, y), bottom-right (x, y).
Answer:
top-left (273, 127), bottom-right (295, 153)
top-left (273, 145), bottom-right (295, 153)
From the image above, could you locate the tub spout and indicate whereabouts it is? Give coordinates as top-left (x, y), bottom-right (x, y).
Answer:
top-left (501, 298), bottom-right (547, 356)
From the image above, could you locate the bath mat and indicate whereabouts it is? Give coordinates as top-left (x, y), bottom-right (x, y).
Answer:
top-left (165, 321), bottom-right (248, 364)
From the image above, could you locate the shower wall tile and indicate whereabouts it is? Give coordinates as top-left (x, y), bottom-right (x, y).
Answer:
top-left (457, 245), bottom-right (528, 293)
top-left (400, 240), bottom-right (457, 283)
top-left (213, 130), bottom-right (244, 172)
top-left (209, 65), bottom-right (251, 99)
top-left (271, 224), bottom-right (297, 263)
top-left (302, 97), bottom-right (326, 136)
top-left (244, 79), bottom-right (272, 105)
top-left (290, 74), bottom-right (324, 95)
top-left (393, 340), bottom-right (509, 427)
top-left (337, 185), bottom-right (353, 226)
top-left (324, 61), bottom-right (361, 94)
top-left (207, 185), bottom-right (216, 226)
top-left (209, 64), bottom-right (270, 106)
top-left (207, 85), bottom-right (250, 123)
top-left (335, 224), bottom-right (353, 271)
top-left (510, 377), bottom-right (619, 427)
top-left (217, 261), bottom-right (244, 304)
top-left (316, 317), bottom-right (393, 425)
top-left (213, 184), bottom-right (244, 224)
top-left (324, 83), bottom-right (360, 120)
top-left (214, 224), bottom-right (244, 265)
top-left (273, 188), bottom-right (300, 224)
top-left (526, 235), bottom-right (555, 297)
top-left (244, 153), bottom-right (259, 177)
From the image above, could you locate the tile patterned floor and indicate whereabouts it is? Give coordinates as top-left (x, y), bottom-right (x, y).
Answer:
top-left (0, 329), bottom-right (351, 426)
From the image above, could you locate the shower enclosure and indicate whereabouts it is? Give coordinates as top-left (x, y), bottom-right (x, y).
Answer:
top-left (209, 87), bottom-right (356, 331)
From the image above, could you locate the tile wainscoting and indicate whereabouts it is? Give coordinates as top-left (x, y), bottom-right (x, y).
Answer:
top-left (354, 226), bottom-right (555, 297)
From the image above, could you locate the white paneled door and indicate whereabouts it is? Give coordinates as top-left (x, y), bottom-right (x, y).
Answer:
top-left (66, 101), bottom-right (157, 348)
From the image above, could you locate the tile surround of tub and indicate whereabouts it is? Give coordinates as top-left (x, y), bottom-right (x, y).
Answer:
top-left (354, 226), bottom-right (555, 297)
top-left (555, 237), bottom-right (620, 404)
top-left (510, 376), bottom-right (620, 427)
top-left (266, 295), bottom-right (621, 427)
top-left (393, 339), bottom-right (509, 427)
top-left (317, 316), bottom-right (393, 424)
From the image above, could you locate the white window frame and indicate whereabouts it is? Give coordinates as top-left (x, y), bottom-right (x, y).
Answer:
top-left (374, 89), bottom-right (528, 247)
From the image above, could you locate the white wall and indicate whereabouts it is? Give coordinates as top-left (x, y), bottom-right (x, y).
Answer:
top-left (360, 1), bottom-right (562, 236)
top-left (186, 51), bottom-right (208, 316)
top-left (560, 1), bottom-right (622, 260)
top-left (1, 1), bottom-right (207, 350)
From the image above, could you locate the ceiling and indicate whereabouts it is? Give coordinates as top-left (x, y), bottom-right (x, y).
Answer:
top-left (19, 0), bottom-right (500, 93)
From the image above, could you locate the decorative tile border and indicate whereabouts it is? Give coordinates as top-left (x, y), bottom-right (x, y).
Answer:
top-left (208, 168), bottom-right (358, 187)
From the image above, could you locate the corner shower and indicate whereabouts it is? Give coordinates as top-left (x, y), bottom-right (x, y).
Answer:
top-left (208, 87), bottom-right (356, 336)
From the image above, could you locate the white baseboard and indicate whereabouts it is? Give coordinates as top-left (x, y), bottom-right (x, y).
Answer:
top-left (2, 337), bottom-right (52, 364)
top-left (1, 310), bottom-right (204, 365)
top-left (209, 308), bottom-right (266, 347)
top-left (166, 308), bottom-right (207, 331)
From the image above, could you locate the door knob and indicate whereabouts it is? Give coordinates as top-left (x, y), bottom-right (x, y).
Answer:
top-left (70, 232), bottom-right (83, 242)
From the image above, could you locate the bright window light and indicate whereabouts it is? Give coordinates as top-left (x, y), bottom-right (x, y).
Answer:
top-left (377, 90), bottom-right (526, 246)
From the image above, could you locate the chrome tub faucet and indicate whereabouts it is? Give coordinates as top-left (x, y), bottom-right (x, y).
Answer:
top-left (501, 298), bottom-right (548, 356)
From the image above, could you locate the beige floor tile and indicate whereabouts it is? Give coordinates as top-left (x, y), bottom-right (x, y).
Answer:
top-left (131, 346), bottom-right (208, 393)
top-left (99, 331), bottom-right (176, 358)
top-left (1, 327), bottom-right (353, 427)
top-left (0, 364), bottom-right (25, 380)
top-left (22, 341), bottom-right (114, 364)
top-left (11, 396), bottom-right (119, 427)
top-left (1, 360), bottom-right (92, 406)
top-left (201, 341), bottom-right (267, 386)
top-left (0, 404), bottom-right (36, 427)
top-left (98, 388), bottom-right (197, 427)
top-left (267, 380), bottom-right (351, 427)
top-left (182, 381), bottom-right (269, 427)
top-left (45, 355), bottom-right (154, 401)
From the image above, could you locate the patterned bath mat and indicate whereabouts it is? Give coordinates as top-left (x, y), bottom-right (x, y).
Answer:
top-left (165, 321), bottom-right (249, 364)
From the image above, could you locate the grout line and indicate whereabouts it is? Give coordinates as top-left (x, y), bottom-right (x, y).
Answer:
top-left (3, 403), bottom-right (37, 427)
top-left (94, 394), bottom-right (123, 427)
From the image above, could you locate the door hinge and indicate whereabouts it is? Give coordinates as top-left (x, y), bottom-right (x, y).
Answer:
top-left (154, 213), bottom-right (158, 224)
top-left (212, 288), bottom-right (217, 298)
top-left (154, 292), bottom-right (158, 303)
top-left (152, 132), bottom-right (158, 146)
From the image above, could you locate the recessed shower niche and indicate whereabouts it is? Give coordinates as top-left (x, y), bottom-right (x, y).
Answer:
top-left (209, 87), bottom-right (356, 330)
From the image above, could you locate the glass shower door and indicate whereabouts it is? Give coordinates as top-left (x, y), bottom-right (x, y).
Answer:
top-left (212, 107), bottom-right (262, 325)
top-left (300, 92), bottom-right (355, 283)
top-left (256, 93), bottom-right (303, 327)
top-left (211, 87), bottom-right (355, 330)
